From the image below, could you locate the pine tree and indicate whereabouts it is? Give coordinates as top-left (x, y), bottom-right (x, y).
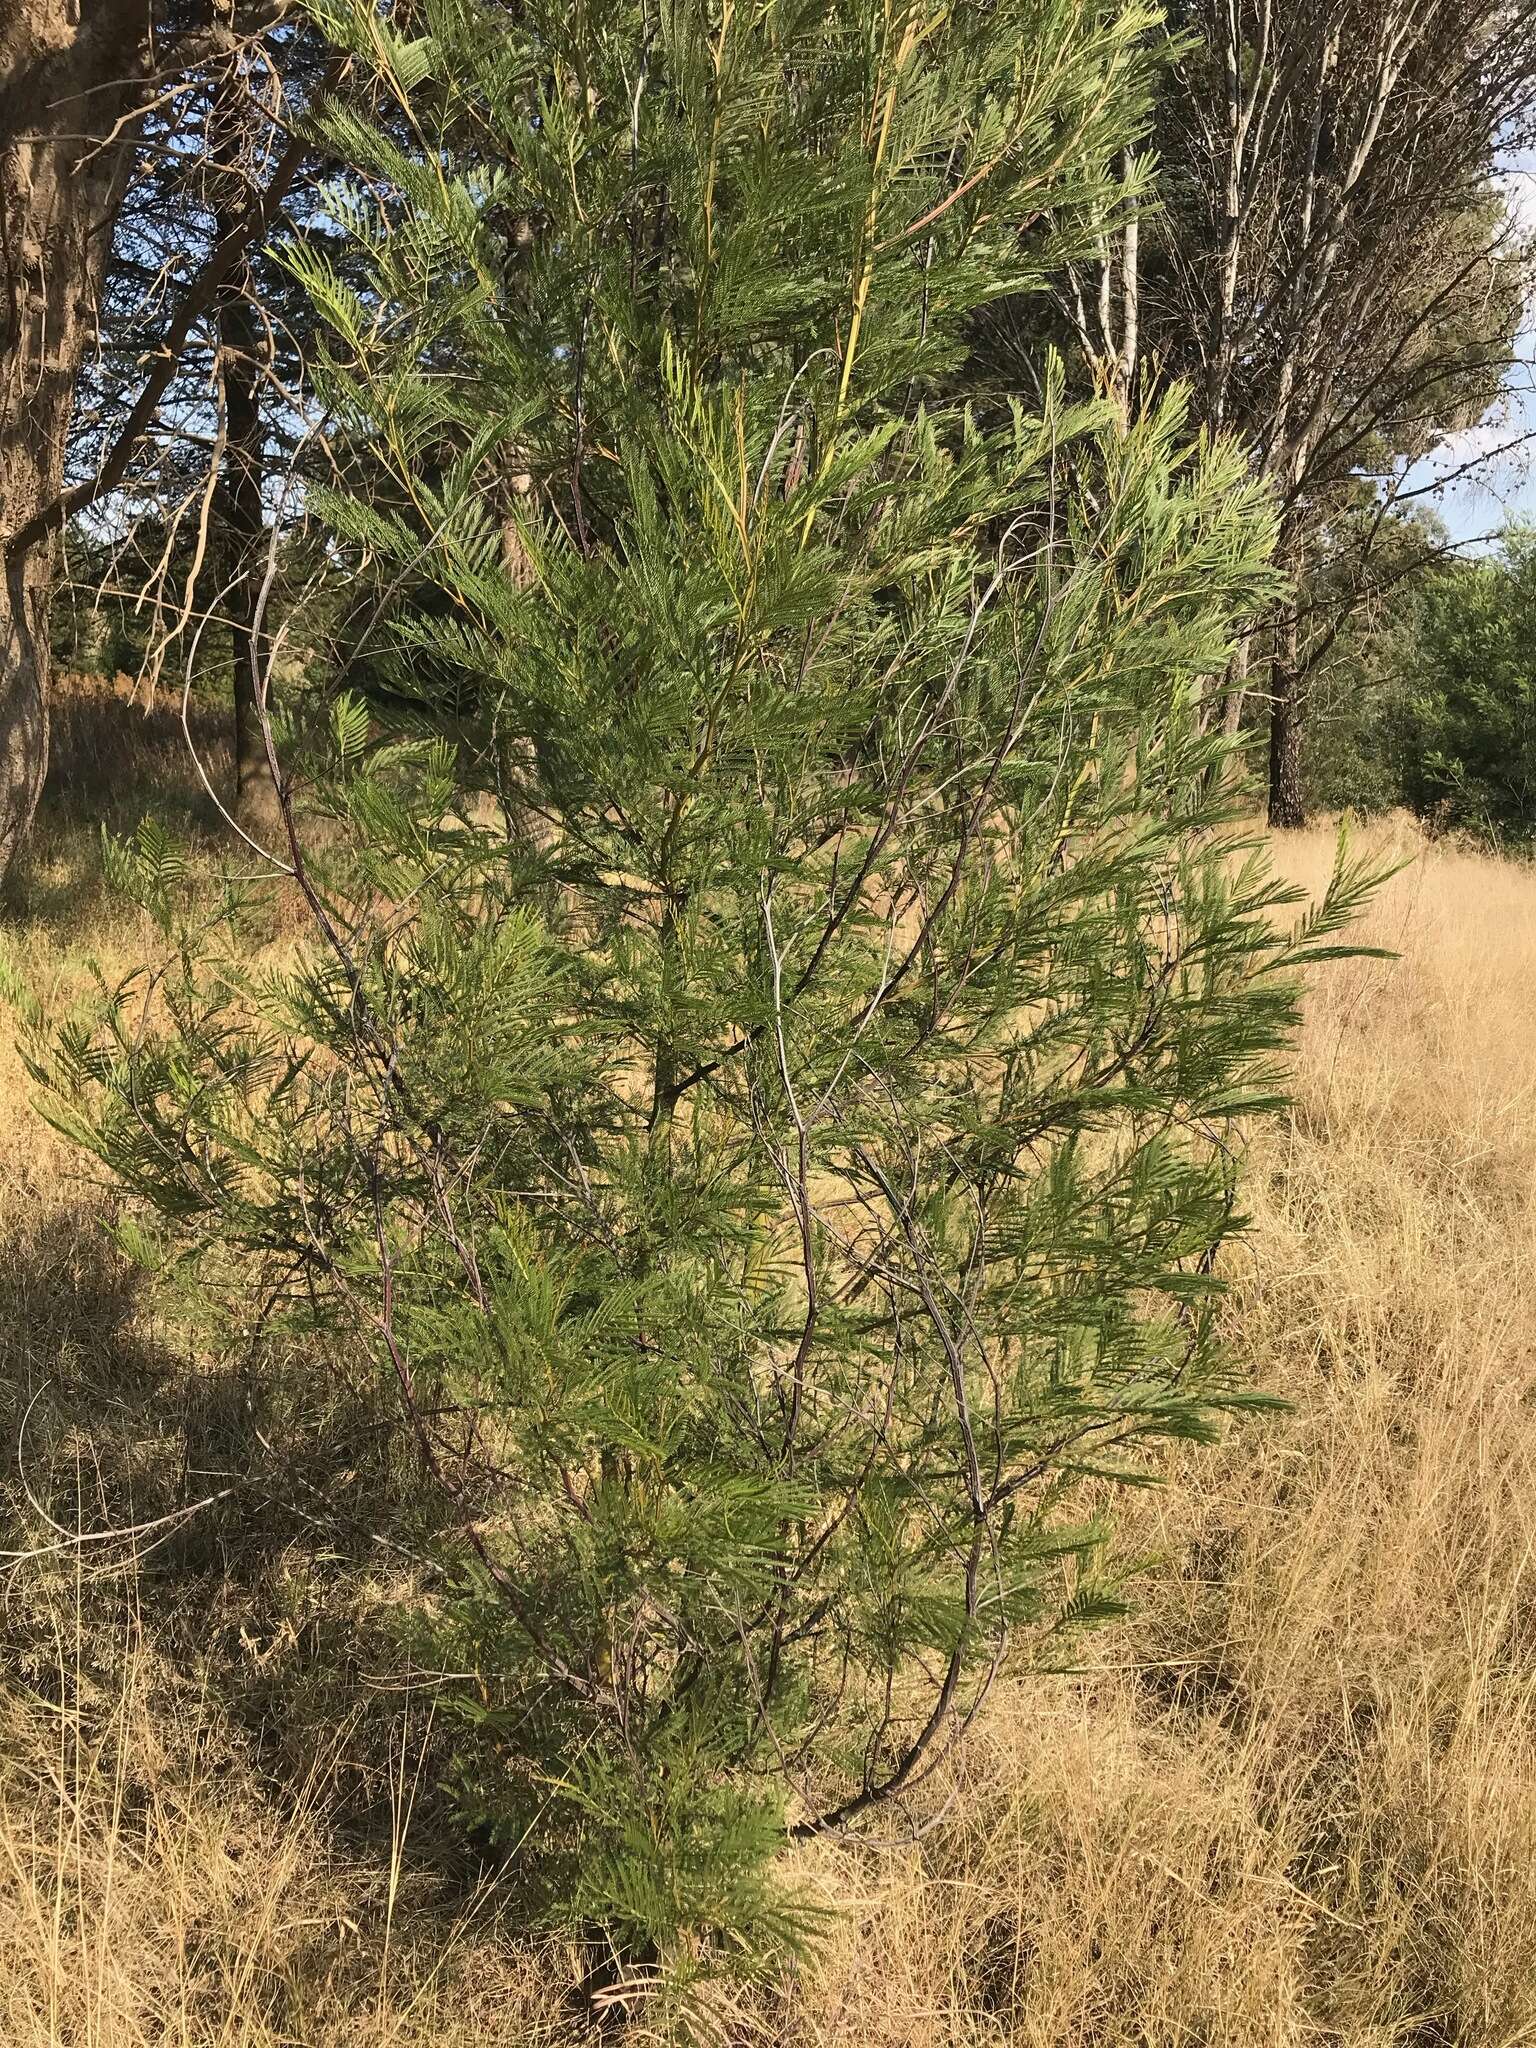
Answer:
top-left (22, 0), bottom-right (1381, 2016)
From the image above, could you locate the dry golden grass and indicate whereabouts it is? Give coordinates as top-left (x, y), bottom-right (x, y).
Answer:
top-left (782, 818), bottom-right (1536, 2048)
top-left (5, 698), bottom-right (1536, 2043)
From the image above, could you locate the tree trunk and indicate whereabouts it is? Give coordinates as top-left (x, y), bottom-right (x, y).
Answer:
top-left (0, 4), bottom-right (150, 874)
top-left (1118, 146), bottom-right (1139, 406)
top-left (1221, 640), bottom-right (1250, 742)
top-left (0, 553), bottom-right (50, 882)
top-left (215, 235), bottom-right (265, 798)
top-left (206, 32), bottom-right (271, 803)
top-left (1267, 609), bottom-right (1306, 829)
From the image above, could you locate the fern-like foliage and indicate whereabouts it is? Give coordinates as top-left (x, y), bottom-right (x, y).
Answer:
top-left (20, 0), bottom-right (1387, 2013)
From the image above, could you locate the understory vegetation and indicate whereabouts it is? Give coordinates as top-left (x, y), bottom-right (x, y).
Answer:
top-left (6, 0), bottom-right (1536, 2038)
top-left (5, 0), bottom-right (1388, 2016)
top-left (5, 690), bottom-right (1536, 2044)
top-left (1306, 530), bottom-right (1536, 843)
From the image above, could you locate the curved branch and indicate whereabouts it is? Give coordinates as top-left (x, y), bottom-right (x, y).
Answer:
top-left (4, 56), bottom-right (347, 571)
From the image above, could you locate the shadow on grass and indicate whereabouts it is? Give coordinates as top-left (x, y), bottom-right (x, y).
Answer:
top-left (0, 676), bottom-right (585, 2013)
top-left (1, 674), bottom-right (235, 932)
top-left (0, 1199), bottom-right (502, 1912)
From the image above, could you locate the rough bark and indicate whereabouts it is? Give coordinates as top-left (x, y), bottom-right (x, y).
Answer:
top-left (0, 3), bottom-right (153, 874)
top-left (217, 267), bottom-right (264, 797)
top-left (210, 38), bottom-right (266, 801)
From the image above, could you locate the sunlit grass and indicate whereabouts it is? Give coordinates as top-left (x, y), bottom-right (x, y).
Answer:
top-left (4, 690), bottom-right (1534, 2041)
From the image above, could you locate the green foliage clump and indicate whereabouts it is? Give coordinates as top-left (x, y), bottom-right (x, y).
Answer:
top-left (1399, 533), bottom-right (1536, 843)
top-left (22, 0), bottom-right (1379, 2010)
top-left (1294, 528), bottom-right (1536, 844)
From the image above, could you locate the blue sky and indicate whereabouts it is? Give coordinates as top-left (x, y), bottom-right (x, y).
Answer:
top-left (1403, 154), bottom-right (1536, 549)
